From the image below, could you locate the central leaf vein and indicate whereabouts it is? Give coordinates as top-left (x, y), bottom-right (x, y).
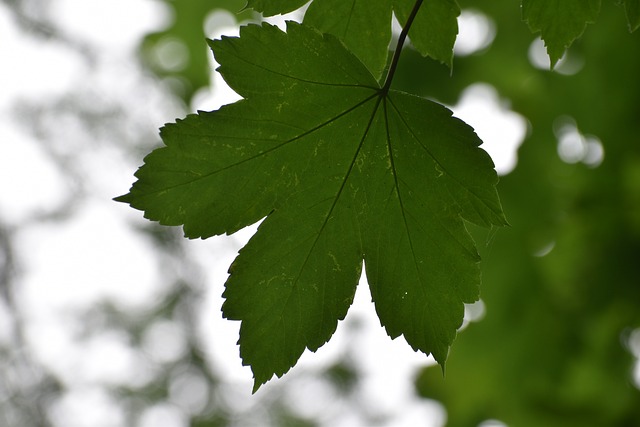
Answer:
top-left (276, 94), bottom-right (385, 322)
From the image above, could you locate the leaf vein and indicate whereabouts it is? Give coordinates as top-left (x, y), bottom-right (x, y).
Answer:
top-left (142, 93), bottom-right (379, 197)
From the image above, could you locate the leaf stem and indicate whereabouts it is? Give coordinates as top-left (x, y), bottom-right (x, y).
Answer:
top-left (381, 0), bottom-right (424, 95)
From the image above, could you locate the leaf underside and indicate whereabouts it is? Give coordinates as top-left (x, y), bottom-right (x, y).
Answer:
top-left (117, 22), bottom-right (506, 391)
top-left (522, 0), bottom-right (601, 67)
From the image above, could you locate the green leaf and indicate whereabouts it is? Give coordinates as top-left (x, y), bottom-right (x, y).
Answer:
top-left (245, 0), bottom-right (459, 72)
top-left (245, 0), bottom-right (308, 16)
top-left (117, 22), bottom-right (506, 391)
top-left (394, 0), bottom-right (460, 68)
top-left (304, 0), bottom-right (393, 80)
top-left (620, 0), bottom-right (640, 31)
top-left (522, 0), bottom-right (601, 67)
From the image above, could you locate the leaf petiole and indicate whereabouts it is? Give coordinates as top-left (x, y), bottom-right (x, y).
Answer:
top-left (381, 0), bottom-right (424, 94)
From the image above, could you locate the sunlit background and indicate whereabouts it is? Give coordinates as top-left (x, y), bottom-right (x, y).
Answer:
top-left (1, 1), bottom-right (639, 426)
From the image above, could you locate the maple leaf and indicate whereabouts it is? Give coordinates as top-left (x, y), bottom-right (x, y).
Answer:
top-left (116, 21), bottom-right (506, 391)
top-left (522, 0), bottom-right (601, 67)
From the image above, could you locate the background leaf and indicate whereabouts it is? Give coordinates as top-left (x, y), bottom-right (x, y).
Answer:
top-left (304, 0), bottom-right (393, 80)
top-left (394, 0), bottom-right (460, 68)
top-left (522, 0), bottom-right (601, 67)
top-left (245, 0), bottom-right (461, 71)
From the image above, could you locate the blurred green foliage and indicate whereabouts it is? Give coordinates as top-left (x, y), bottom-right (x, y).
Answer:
top-left (404, 1), bottom-right (640, 425)
top-left (140, 0), bottom-right (253, 102)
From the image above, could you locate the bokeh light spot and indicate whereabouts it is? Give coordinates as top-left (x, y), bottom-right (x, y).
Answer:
top-left (554, 116), bottom-right (604, 167)
top-left (455, 9), bottom-right (496, 56)
top-left (151, 37), bottom-right (190, 72)
top-left (142, 320), bottom-right (188, 365)
top-left (139, 403), bottom-right (188, 427)
top-left (451, 84), bottom-right (527, 175)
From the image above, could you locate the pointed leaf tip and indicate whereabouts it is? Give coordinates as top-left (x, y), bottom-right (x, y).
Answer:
top-left (113, 194), bottom-right (131, 204)
top-left (522, 0), bottom-right (600, 68)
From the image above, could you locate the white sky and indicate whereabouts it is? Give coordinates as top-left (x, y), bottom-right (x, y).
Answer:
top-left (0, 2), bottom-right (543, 427)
